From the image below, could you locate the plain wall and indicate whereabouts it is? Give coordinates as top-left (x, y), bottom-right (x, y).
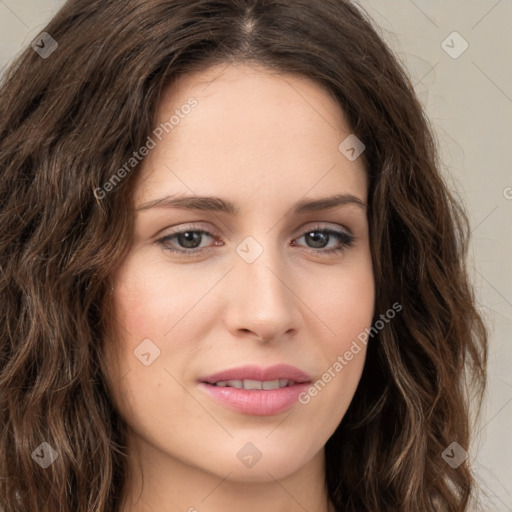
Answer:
top-left (1, 0), bottom-right (511, 509)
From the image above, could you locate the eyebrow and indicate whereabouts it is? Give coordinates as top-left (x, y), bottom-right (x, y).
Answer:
top-left (135, 193), bottom-right (366, 214)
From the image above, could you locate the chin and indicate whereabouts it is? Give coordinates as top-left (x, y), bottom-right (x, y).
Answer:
top-left (199, 440), bottom-right (319, 483)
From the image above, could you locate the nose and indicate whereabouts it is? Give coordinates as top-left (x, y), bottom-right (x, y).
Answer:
top-left (222, 239), bottom-right (303, 344)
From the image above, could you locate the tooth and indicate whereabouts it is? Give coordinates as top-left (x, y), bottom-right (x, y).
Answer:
top-left (214, 379), bottom-right (295, 389)
top-left (226, 379), bottom-right (243, 389)
top-left (262, 379), bottom-right (281, 390)
top-left (243, 379), bottom-right (263, 390)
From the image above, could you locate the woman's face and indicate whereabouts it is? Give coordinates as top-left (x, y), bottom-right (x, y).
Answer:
top-left (105, 63), bottom-right (374, 485)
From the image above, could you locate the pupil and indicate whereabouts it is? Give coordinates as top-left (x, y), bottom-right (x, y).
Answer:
top-left (307, 231), bottom-right (327, 248)
top-left (179, 231), bottom-right (201, 249)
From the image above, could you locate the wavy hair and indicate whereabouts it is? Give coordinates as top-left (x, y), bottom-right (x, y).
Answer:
top-left (0, 0), bottom-right (487, 510)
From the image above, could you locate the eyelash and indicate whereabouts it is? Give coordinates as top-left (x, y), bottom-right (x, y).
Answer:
top-left (156, 224), bottom-right (355, 256)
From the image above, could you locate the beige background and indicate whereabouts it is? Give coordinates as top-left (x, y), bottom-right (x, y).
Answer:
top-left (1, 0), bottom-right (511, 509)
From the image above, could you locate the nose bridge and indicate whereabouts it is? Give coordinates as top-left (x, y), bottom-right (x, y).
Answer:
top-left (226, 231), bottom-right (300, 339)
top-left (236, 232), bottom-right (289, 302)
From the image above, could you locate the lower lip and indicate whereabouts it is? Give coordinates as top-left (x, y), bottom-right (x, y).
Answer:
top-left (198, 382), bottom-right (311, 416)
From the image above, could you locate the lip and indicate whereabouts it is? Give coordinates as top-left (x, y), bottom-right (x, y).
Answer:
top-left (199, 364), bottom-right (312, 384)
top-left (198, 364), bottom-right (312, 416)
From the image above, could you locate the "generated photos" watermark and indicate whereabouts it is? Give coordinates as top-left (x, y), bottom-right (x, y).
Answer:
top-left (299, 302), bottom-right (402, 405)
top-left (94, 97), bottom-right (198, 199)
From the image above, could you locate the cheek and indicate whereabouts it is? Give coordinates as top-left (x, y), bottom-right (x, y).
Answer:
top-left (301, 256), bottom-right (374, 411)
top-left (110, 250), bottom-right (207, 339)
top-left (310, 253), bottom-right (375, 350)
top-left (104, 251), bottom-right (215, 401)
top-left (103, 255), bottom-right (199, 435)
top-left (332, 278), bottom-right (375, 344)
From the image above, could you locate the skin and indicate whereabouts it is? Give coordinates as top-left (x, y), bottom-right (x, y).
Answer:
top-left (104, 62), bottom-right (375, 512)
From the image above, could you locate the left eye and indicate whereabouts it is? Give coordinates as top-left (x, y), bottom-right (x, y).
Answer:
top-left (156, 225), bottom-right (354, 255)
top-left (157, 229), bottom-right (216, 253)
top-left (293, 228), bottom-right (354, 253)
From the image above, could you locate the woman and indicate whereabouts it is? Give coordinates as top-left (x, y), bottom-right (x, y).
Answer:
top-left (0, 0), bottom-right (488, 511)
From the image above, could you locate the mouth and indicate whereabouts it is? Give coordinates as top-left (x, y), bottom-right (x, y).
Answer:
top-left (199, 363), bottom-right (312, 386)
top-left (198, 364), bottom-right (312, 416)
top-left (209, 378), bottom-right (300, 389)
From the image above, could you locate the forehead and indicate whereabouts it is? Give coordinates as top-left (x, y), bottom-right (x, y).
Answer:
top-left (134, 62), bottom-right (367, 208)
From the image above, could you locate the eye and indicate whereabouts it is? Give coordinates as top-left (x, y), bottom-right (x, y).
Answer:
top-left (291, 225), bottom-right (355, 254)
top-left (156, 224), bottom-right (355, 255)
top-left (156, 227), bottom-right (217, 254)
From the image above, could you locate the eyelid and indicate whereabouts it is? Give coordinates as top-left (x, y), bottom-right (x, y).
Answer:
top-left (154, 221), bottom-right (217, 239)
top-left (155, 221), bottom-right (356, 255)
top-left (156, 221), bottom-right (352, 238)
top-left (295, 222), bottom-right (353, 236)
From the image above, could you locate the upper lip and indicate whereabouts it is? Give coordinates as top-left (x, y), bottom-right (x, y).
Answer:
top-left (199, 364), bottom-right (312, 384)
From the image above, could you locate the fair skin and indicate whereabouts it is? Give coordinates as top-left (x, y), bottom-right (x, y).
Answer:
top-left (104, 62), bottom-right (374, 512)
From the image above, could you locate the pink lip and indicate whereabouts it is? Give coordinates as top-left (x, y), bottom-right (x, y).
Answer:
top-left (198, 364), bottom-right (312, 416)
top-left (199, 364), bottom-right (312, 384)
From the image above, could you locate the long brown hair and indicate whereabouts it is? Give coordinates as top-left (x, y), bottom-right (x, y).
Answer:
top-left (0, 0), bottom-right (487, 510)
